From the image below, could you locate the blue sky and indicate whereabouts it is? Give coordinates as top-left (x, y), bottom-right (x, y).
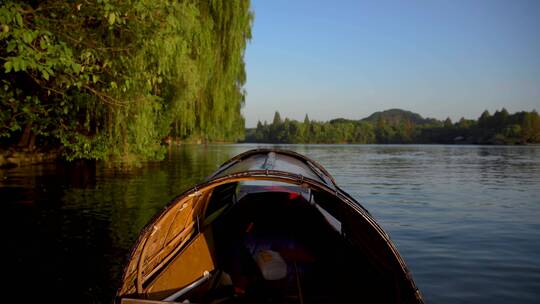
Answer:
top-left (243, 0), bottom-right (540, 127)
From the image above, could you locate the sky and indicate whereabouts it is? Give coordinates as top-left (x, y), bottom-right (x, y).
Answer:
top-left (242, 0), bottom-right (540, 127)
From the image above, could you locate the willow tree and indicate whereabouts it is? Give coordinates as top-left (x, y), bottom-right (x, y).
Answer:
top-left (168, 0), bottom-right (252, 142)
top-left (0, 0), bottom-right (252, 160)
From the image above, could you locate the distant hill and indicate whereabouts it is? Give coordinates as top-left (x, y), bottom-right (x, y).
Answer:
top-left (361, 108), bottom-right (438, 126)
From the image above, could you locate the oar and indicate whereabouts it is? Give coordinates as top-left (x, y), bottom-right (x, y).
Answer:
top-left (163, 271), bottom-right (212, 302)
top-left (294, 262), bottom-right (304, 304)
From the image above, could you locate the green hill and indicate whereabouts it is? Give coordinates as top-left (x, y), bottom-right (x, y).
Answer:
top-left (361, 109), bottom-right (438, 126)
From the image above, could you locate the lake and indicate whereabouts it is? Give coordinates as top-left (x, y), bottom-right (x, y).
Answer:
top-left (2, 144), bottom-right (540, 303)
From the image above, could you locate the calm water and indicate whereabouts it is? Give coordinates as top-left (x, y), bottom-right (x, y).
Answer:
top-left (2, 144), bottom-right (540, 303)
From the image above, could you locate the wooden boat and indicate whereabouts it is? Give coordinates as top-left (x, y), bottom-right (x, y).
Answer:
top-left (117, 149), bottom-right (423, 303)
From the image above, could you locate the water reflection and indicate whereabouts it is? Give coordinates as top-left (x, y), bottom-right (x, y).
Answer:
top-left (1, 145), bottom-right (238, 302)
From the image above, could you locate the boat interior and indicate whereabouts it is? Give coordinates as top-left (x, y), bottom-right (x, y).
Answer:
top-left (119, 180), bottom-right (405, 304)
top-left (198, 183), bottom-right (397, 304)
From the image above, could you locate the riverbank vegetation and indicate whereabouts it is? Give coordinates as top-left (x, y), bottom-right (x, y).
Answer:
top-left (245, 109), bottom-right (540, 145)
top-left (0, 0), bottom-right (252, 161)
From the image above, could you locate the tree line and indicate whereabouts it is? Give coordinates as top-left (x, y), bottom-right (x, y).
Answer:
top-left (1, 0), bottom-right (252, 160)
top-left (245, 109), bottom-right (540, 145)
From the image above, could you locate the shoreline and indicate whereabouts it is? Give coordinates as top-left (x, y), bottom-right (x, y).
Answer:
top-left (0, 148), bottom-right (61, 169)
top-left (2, 142), bottom-right (538, 169)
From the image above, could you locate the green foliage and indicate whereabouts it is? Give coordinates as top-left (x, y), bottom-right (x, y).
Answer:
top-left (247, 112), bottom-right (377, 144)
top-left (245, 109), bottom-right (540, 145)
top-left (0, 0), bottom-right (252, 160)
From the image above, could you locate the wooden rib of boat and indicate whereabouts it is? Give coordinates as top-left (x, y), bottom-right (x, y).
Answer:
top-left (116, 149), bottom-right (423, 304)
